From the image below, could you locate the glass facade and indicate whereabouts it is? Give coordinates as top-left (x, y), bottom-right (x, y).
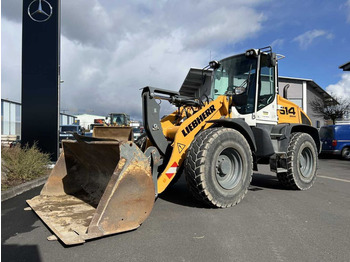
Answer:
top-left (1, 99), bottom-right (77, 138)
top-left (1, 100), bottom-right (21, 137)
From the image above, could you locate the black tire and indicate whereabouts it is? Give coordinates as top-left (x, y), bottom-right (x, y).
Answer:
top-left (277, 132), bottom-right (318, 190)
top-left (341, 147), bottom-right (350, 160)
top-left (185, 127), bottom-right (253, 208)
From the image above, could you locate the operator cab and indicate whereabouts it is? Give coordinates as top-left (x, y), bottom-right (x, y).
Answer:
top-left (209, 47), bottom-right (278, 125)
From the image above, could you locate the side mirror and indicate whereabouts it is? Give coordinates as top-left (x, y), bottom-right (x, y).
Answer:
top-left (269, 53), bottom-right (277, 67)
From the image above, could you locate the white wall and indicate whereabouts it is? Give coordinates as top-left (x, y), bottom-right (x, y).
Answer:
top-left (75, 114), bottom-right (105, 129)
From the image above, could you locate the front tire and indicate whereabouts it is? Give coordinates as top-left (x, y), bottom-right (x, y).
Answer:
top-left (185, 128), bottom-right (253, 208)
top-left (277, 132), bottom-right (318, 190)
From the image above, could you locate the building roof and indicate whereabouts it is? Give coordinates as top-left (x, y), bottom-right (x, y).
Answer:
top-left (278, 76), bottom-right (312, 82)
top-left (1, 98), bottom-right (21, 105)
top-left (279, 76), bottom-right (336, 103)
top-left (339, 61), bottom-right (350, 71)
top-left (60, 113), bottom-right (77, 118)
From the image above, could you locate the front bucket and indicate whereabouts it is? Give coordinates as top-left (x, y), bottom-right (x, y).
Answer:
top-left (93, 126), bottom-right (133, 141)
top-left (26, 139), bottom-right (154, 245)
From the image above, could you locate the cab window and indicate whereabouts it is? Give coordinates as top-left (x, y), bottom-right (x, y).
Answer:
top-left (258, 55), bottom-right (275, 110)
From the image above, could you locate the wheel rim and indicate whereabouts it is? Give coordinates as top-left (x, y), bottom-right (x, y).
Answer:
top-left (343, 148), bottom-right (350, 159)
top-left (215, 148), bottom-right (243, 190)
top-left (299, 147), bottom-right (314, 179)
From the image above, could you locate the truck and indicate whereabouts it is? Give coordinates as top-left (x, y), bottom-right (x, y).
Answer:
top-left (59, 124), bottom-right (82, 146)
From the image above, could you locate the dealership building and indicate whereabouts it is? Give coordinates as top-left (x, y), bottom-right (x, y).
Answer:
top-left (1, 99), bottom-right (76, 139)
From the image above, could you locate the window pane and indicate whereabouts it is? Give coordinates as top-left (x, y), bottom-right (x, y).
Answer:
top-left (15, 104), bottom-right (21, 137)
top-left (3, 102), bottom-right (10, 135)
top-left (258, 55), bottom-right (275, 110)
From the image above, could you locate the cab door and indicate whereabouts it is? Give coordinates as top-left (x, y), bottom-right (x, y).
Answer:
top-left (255, 55), bottom-right (278, 125)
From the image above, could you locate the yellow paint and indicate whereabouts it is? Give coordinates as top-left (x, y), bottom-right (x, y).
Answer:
top-left (153, 94), bottom-right (311, 193)
top-left (157, 96), bottom-right (230, 193)
top-left (277, 95), bottom-right (310, 124)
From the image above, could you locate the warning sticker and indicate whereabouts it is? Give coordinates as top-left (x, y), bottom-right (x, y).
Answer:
top-left (177, 143), bottom-right (186, 153)
top-left (165, 162), bottom-right (178, 179)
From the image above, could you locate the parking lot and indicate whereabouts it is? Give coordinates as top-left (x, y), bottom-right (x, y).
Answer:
top-left (2, 158), bottom-right (349, 262)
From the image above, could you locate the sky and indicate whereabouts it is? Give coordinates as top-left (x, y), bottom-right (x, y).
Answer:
top-left (1, 0), bottom-right (350, 120)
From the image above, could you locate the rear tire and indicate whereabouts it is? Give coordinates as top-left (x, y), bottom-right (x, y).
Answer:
top-left (277, 132), bottom-right (317, 190)
top-left (341, 147), bottom-right (350, 160)
top-left (185, 127), bottom-right (253, 208)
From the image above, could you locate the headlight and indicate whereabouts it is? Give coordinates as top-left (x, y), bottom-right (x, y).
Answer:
top-left (209, 60), bottom-right (221, 69)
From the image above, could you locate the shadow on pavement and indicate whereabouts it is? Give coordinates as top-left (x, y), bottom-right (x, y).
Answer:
top-left (318, 154), bottom-right (341, 160)
top-left (250, 173), bottom-right (286, 190)
top-left (159, 172), bottom-right (286, 207)
top-left (159, 176), bottom-right (210, 208)
top-left (1, 186), bottom-right (42, 244)
top-left (2, 244), bottom-right (42, 262)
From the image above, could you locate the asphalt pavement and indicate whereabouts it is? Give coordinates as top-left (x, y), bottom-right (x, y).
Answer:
top-left (2, 158), bottom-right (350, 262)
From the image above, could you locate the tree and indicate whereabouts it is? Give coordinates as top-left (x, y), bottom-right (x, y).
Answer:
top-left (310, 95), bottom-right (350, 124)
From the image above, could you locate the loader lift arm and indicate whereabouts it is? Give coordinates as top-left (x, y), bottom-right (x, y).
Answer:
top-left (141, 86), bottom-right (232, 194)
top-left (142, 86), bottom-right (204, 156)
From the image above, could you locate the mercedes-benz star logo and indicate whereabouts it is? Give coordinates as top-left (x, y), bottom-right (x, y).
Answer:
top-left (28, 0), bottom-right (53, 23)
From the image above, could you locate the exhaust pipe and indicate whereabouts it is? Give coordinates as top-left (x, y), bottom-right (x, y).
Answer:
top-left (283, 84), bottom-right (290, 99)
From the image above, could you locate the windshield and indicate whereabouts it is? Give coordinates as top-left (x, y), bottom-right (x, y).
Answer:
top-left (111, 114), bottom-right (126, 125)
top-left (60, 126), bottom-right (78, 132)
top-left (212, 54), bottom-right (257, 114)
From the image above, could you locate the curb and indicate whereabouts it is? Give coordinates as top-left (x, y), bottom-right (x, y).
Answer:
top-left (1, 175), bottom-right (49, 202)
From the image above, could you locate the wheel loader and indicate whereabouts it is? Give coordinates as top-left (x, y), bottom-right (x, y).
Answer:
top-left (27, 47), bottom-right (320, 245)
top-left (92, 112), bottom-right (133, 141)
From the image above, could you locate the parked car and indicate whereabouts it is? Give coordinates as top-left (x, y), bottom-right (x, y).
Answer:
top-left (59, 125), bottom-right (82, 146)
top-left (132, 127), bottom-right (143, 141)
top-left (320, 125), bottom-right (350, 160)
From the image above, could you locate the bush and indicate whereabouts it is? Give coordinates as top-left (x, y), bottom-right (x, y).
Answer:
top-left (1, 143), bottom-right (51, 189)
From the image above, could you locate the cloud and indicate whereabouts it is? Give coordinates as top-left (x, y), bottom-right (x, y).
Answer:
top-left (347, 0), bottom-right (350, 23)
top-left (1, 18), bottom-right (22, 102)
top-left (270, 39), bottom-right (284, 49)
top-left (293, 29), bottom-right (333, 49)
top-left (325, 72), bottom-right (350, 99)
top-left (1, 0), bottom-right (22, 22)
top-left (61, 0), bottom-right (114, 49)
top-left (2, 0), bottom-right (269, 120)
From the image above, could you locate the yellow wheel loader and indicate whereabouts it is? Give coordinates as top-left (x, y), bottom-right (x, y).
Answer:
top-left (27, 47), bottom-right (320, 245)
top-left (92, 112), bottom-right (133, 141)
